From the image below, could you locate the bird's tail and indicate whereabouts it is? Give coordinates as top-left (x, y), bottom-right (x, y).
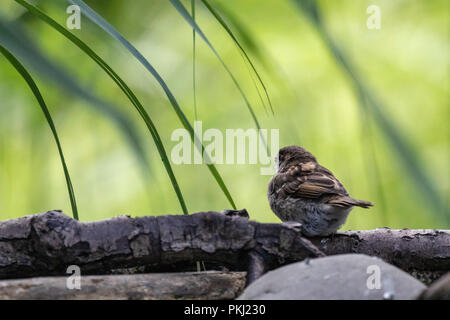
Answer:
top-left (350, 198), bottom-right (374, 209)
top-left (328, 196), bottom-right (374, 209)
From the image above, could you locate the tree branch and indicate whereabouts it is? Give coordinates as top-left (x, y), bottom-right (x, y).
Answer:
top-left (0, 210), bottom-right (448, 284)
top-left (0, 271), bottom-right (246, 300)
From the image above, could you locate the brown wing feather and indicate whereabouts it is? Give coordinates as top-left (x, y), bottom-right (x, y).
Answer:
top-left (277, 164), bottom-right (373, 208)
top-left (281, 164), bottom-right (349, 200)
top-left (269, 153), bottom-right (373, 209)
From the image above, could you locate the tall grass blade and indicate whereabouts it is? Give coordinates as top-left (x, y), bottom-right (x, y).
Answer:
top-left (0, 44), bottom-right (79, 220)
top-left (192, 0), bottom-right (198, 121)
top-left (66, 0), bottom-right (237, 209)
top-left (0, 18), bottom-right (149, 175)
top-left (16, 0), bottom-right (189, 215)
top-left (241, 50), bottom-right (269, 116)
top-left (209, 2), bottom-right (273, 74)
top-left (168, 0), bottom-right (268, 155)
top-left (199, 0), bottom-right (273, 115)
top-left (210, 2), bottom-right (298, 110)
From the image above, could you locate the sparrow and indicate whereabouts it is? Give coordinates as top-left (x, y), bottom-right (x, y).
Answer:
top-left (268, 146), bottom-right (373, 237)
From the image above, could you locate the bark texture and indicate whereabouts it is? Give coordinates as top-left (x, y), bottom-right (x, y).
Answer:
top-left (0, 210), bottom-right (448, 284)
top-left (0, 271), bottom-right (246, 300)
top-left (309, 228), bottom-right (450, 283)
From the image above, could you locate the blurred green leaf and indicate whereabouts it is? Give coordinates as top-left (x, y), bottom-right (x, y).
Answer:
top-left (210, 1), bottom-right (274, 75)
top-left (209, 1), bottom-right (299, 114)
top-left (67, 0), bottom-right (237, 209)
top-left (0, 44), bottom-right (78, 220)
top-left (16, 0), bottom-right (189, 215)
top-left (168, 0), bottom-right (268, 154)
top-left (0, 18), bottom-right (149, 175)
top-left (292, 0), bottom-right (449, 224)
top-left (191, 0), bottom-right (198, 122)
top-left (200, 0), bottom-right (273, 115)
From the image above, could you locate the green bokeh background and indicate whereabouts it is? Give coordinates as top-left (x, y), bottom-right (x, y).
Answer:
top-left (0, 0), bottom-right (448, 230)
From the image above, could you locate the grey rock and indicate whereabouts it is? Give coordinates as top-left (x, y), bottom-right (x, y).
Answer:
top-left (238, 254), bottom-right (426, 300)
top-left (418, 272), bottom-right (450, 300)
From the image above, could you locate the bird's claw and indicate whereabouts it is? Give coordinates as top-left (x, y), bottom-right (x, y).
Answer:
top-left (282, 221), bottom-right (304, 233)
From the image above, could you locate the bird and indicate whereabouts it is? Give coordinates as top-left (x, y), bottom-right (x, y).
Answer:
top-left (268, 145), bottom-right (373, 237)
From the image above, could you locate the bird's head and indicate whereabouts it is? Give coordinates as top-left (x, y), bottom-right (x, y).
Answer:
top-left (275, 145), bottom-right (317, 173)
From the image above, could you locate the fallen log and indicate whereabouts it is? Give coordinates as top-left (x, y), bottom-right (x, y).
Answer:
top-left (0, 210), bottom-right (448, 284)
top-left (0, 271), bottom-right (246, 300)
